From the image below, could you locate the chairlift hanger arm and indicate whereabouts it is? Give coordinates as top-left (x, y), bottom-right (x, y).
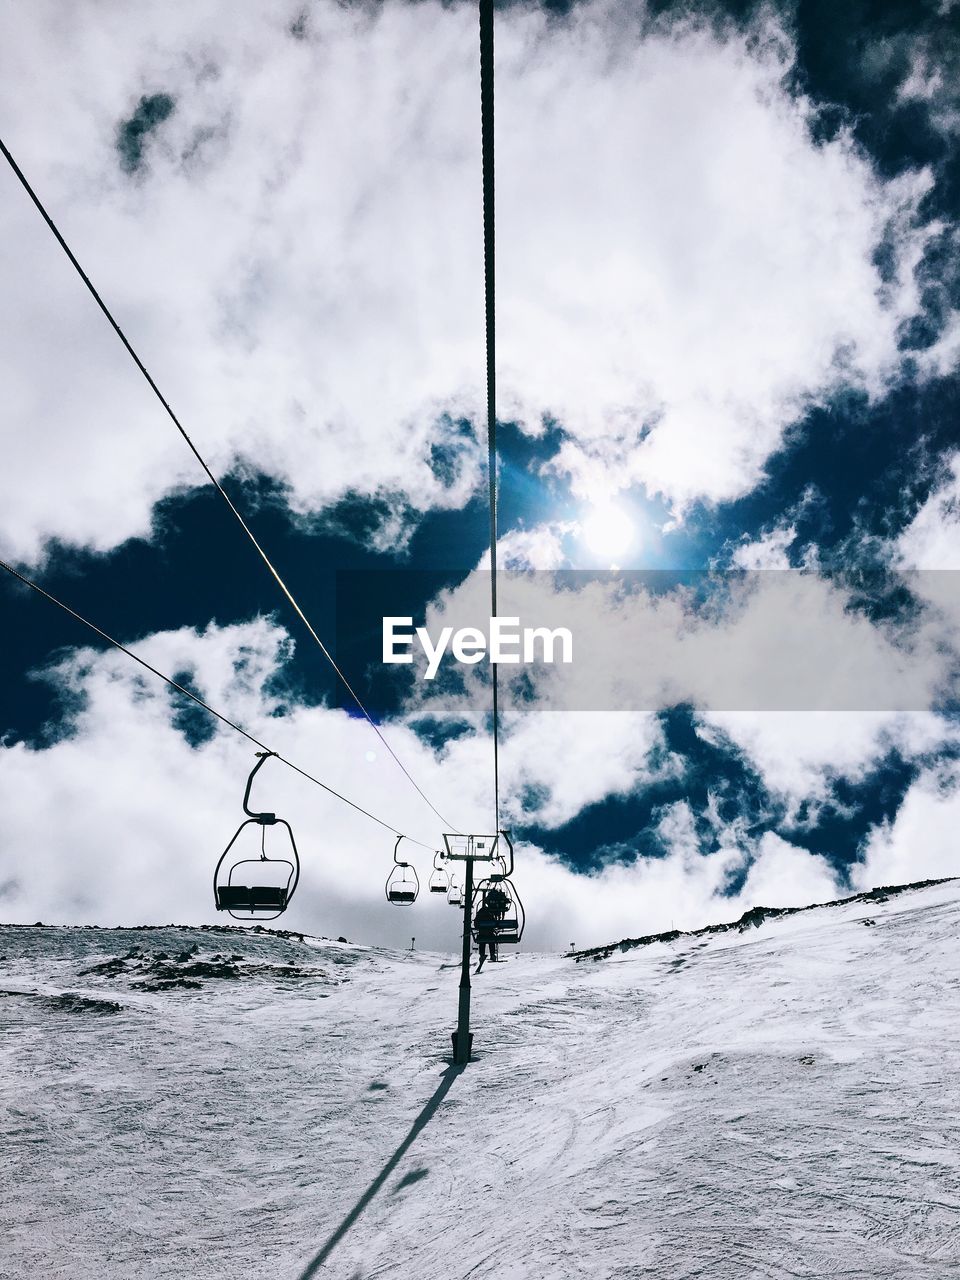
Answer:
top-left (498, 829), bottom-right (514, 877)
top-left (243, 750), bottom-right (279, 821)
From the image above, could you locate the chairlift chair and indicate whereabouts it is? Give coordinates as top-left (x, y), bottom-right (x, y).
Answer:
top-left (214, 751), bottom-right (300, 922)
top-left (386, 836), bottom-right (420, 905)
top-left (472, 881), bottom-right (524, 945)
top-left (447, 874), bottom-right (463, 907)
top-left (471, 832), bottom-right (524, 945)
top-left (428, 850), bottom-right (449, 894)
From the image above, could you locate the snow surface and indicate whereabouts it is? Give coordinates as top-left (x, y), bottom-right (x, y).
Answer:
top-left (2, 880), bottom-right (960, 1278)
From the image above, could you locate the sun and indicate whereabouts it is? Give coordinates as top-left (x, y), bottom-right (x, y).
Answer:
top-left (581, 504), bottom-right (636, 562)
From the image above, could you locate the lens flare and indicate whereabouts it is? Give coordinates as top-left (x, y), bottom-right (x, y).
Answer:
top-left (581, 505), bottom-right (635, 561)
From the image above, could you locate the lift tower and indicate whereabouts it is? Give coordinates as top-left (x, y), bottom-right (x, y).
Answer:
top-left (442, 832), bottom-right (517, 1064)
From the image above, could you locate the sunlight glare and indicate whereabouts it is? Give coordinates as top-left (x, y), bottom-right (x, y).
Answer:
top-left (581, 505), bottom-right (636, 561)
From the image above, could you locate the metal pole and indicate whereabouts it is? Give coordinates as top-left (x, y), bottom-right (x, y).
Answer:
top-left (453, 856), bottom-right (475, 1064)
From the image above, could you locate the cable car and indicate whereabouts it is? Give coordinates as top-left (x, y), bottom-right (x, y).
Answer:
top-left (214, 751), bottom-right (300, 921)
top-left (428, 850), bottom-right (449, 894)
top-left (472, 832), bottom-right (525, 946)
top-left (385, 836), bottom-right (420, 905)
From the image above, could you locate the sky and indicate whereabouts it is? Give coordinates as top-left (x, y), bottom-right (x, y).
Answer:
top-left (1, 0), bottom-right (959, 949)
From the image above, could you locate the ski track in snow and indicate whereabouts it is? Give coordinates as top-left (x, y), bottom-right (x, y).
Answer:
top-left (1, 883), bottom-right (959, 1279)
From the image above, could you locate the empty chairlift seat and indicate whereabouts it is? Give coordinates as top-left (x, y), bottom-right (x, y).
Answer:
top-left (386, 879), bottom-right (418, 904)
top-left (428, 850), bottom-right (449, 894)
top-left (215, 883), bottom-right (290, 912)
top-left (385, 836), bottom-right (420, 905)
top-left (213, 752), bottom-right (301, 923)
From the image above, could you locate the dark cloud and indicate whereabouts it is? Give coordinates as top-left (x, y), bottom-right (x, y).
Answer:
top-left (116, 92), bottom-right (176, 174)
top-left (169, 669), bottom-right (218, 747)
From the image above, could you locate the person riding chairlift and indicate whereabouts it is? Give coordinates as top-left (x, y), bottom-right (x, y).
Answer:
top-left (475, 887), bottom-right (508, 970)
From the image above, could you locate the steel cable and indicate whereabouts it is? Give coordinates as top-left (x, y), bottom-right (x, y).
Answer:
top-left (479, 0), bottom-right (501, 833)
top-left (0, 134), bottom-right (460, 835)
top-left (0, 557), bottom-right (435, 849)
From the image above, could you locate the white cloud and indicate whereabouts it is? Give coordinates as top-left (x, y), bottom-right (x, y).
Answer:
top-left (413, 561), bottom-right (951, 718)
top-left (897, 452), bottom-right (960, 570)
top-left (495, 522), bottom-right (573, 571)
top-left (3, 3), bottom-right (956, 941)
top-left (0, 0), bottom-right (941, 561)
top-left (690, 558), bottom-right (960, 843)
top-left (896, 28), bottom-right (960, 139)
top-left (382, 552), bottom-right (960, 853)
top-left (894, 452), bottom-right (960, 646)
top-left (739, 831), bottom-right (839, 905)
top-left (701, 710), bottom-right (954, 817)
top-left (498, 710), bottom-right (673, 829)
top-left (916, 311), bottom-right (960, 379)
top-left (0, 616), bottom-right (860, 949)
top-left (854, 760), bottom-right (960, 889)
top-left (520, 10), bottom-right (937, 512)
top-left (730, 525), bottom-right (797, 569)
top-left (0, 617), bottom-right (485, 940)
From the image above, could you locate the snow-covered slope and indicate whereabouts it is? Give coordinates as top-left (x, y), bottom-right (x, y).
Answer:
top-left (2, 880), bottom-right (960, 1279)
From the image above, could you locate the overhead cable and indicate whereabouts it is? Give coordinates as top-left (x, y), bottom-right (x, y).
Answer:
top-left (479, 0), bottom-right (501, 832)
top-left (0, 134), bottom-right (460, 835)
top-left (0, 557), bottom-right (435, 850)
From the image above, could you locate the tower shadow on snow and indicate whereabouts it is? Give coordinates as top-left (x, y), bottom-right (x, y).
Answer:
top-left (295, 1062), bottom-right (464, 1278)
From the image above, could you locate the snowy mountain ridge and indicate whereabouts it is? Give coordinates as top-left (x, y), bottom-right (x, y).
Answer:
top-left (571, 875), bottom-right (957, 961)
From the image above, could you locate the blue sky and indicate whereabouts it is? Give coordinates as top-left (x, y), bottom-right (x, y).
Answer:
top-left (1, 0), bottom-right (959, 947)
